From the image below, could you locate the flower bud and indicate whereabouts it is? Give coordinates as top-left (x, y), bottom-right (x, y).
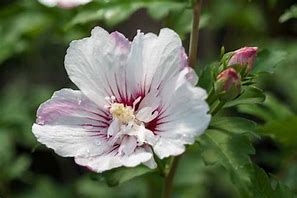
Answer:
top-left (228, 47), bottom-right (258, 74)
top-left (215, 68), bottom-right (241, 101)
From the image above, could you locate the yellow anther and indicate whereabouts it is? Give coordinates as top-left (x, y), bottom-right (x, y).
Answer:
top-left (110, 103), bottom-right (135, 124)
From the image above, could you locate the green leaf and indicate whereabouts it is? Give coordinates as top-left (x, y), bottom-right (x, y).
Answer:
top-left (68, 3), bottom-right (142, 28)
top-left (7, 155), bottom-right (31, 180)
top-left (197, 129), bottom-right (255, 196)
top-left (147, 1), bottom-right (186, 20)
top-left (238, 94), bottom-right (294, 122)
top-left (101, 165), bottom-right (152, 187)
top-left (0, 2), bottom-right (52, 63)
top-left (224, 86), bottom-right (265, 108)
top-left (197, 125), bottom-right (294, 197)
top-left (253, 49), bottom-right (287, 74)
top-left (279, 4), bottom-right (297, 23)
top-left (68, 0), bottom-right (188, 28)
top-left (259, 116), bottom-right (297, 148)
top-left (209, 117), bottom-right (257, 135)
top-left (250, 165), bottom-right (294, 198)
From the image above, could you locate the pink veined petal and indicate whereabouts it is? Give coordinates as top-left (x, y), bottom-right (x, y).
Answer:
top-left (126, 28), bottom-right (189, 97)
top-left (32, 89), bottom-right (111, 158)
top-left (65, 27), bottom-right (131, 107)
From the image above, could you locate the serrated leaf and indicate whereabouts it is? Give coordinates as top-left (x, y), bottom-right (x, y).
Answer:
top-left (210, 117), bottom-right (257, 135)
top-left (197, 127), bottom-right (294, 197)
top-left (224, 86), bottom-right (265, 108)
top-left (101, 165), bottom-right (152, 187)
top-left (250, 165), bottom-right (294, 198)
top-left (197, 129), bottom-right (255, 197)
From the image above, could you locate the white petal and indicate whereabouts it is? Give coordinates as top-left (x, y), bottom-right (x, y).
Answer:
top-left (65, 27), bottom-right (131, 107)
top-left (138, 90), bottom-right (160, 111)
top-left (136, 125), bottom-right (158, 145)
top-left (153, 75), bottom-right (211, 159)
top-left (179, 48), bottom-right (198, 85)
top-left (136, 107), bottom-right (158, 123)
top-left (107, 118), bottom-right (120, 137)
top-left (118, 136), bottom-right (137, 155)
top-left (33, 124), bottom-right (110, 158)
top-left (75, 147), bottom-right (154, 173)
top-left (33, 89), bottom-right (111, 157)
top-left (154, 138), bottom-right (185, 159)
top-left (126, 28), bottom-right (189, 96)
top-left (142, 145), bottom-right (157, 169)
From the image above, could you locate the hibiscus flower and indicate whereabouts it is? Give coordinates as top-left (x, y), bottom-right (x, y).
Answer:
top-left (32, 27), bottom-right (210, 172)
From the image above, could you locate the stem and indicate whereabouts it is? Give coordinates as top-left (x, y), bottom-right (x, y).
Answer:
top-left (188, 0), bottom-right (203, 69)
top-left (162, 156), bottom-right (181, 198)
top-left (161, 1), bottom-right (203, 197)
top-left (210, 100), bottom-right (225, 116)
top-left (206, 87), bottom-right (216, 105)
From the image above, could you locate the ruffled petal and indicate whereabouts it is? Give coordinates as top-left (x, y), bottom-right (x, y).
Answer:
top-left (75, 147), bottom-right (154, 173)
top-left (180, 47), bottom-right (198, 85)
top-left (126, 28), bottom-right (192, 96)
top-left (65, 27), bottom-right (131, 107)
top-left (33, 89), bottom-right (111, 157)
top-left (153, 73), bottom-right (211, 159)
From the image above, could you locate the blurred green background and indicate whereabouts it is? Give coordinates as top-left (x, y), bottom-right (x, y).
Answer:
top-left (0, 0), bottom-right (296, 197)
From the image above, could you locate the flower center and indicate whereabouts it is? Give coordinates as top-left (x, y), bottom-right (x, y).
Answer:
top-left (110, 103), bottom-right (135, 124)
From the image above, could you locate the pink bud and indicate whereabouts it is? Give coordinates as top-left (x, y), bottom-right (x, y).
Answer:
top-left (228, 47), bottom-right (258, 73)
top-left (215, 68), bottom-right (241, 101)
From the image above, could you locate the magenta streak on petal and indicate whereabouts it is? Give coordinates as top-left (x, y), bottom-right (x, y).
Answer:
top-left (88, 133), bottom-right (107, 138)
top-left (90, 112), bottom-right (111, 121)
top-left (81, 124), bottom-right (109, 128)
top-left (146, 105), bottom-right (169, 134)
top-left (124, 70), bottom-right (128, 104)
top-left (106, 144), bottom-right (120, 155)
top-left (114, 73), bottom-right (126, 103)
top-left (85, 117), bottom-right (110, 126)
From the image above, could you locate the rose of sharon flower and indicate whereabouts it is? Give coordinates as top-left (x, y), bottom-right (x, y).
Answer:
top-left (32, 27), bottom-right (211, 173)
top-left (38, 0), bottom-right (91, 8)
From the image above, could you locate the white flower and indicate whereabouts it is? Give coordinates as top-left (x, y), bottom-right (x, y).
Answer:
top-left (32, 27), bottom-right (211, 173)
top-left (38, 0), bottom-right (92, 8)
